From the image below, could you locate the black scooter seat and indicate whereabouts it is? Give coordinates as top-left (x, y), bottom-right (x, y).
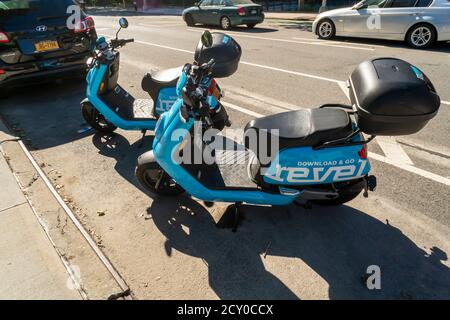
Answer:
top-left (244, 108), bottom-right (353, 155)
top-left (142, 66), bottom-right (182, 102)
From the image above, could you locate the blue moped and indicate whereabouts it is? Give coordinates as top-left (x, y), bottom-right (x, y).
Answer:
top-left (136, 31), bottom-right (440, 231)
top-left (81, 18), bottom-right (225, 141)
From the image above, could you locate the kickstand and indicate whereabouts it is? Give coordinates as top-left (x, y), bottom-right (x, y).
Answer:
top-left (232, 202), bottom-right (242, 233)
top-left (138, 130), bottom-right (147, 148)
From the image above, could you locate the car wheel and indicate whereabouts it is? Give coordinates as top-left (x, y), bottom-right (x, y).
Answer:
top-left (247, 24), bottom-right (256, 29)
top-left (220, 16), bottom-right (231, 30)
top-left (185, 14), bottom-right (195, 27)
top-left (406, 24), bottom-right (437, 49)
top-left (317, 19), bottom-right (336, 40)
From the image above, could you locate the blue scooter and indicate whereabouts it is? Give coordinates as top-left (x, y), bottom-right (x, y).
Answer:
top-left (80, 18), bottom-right (225, 141)
top-left (136, 31), bottom-right (440, 231)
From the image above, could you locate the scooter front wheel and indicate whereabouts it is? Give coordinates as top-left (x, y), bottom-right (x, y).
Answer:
top-left (81, 101), bottom-right (117, 133)
top-left (136, 163), bottom-right (184, 196)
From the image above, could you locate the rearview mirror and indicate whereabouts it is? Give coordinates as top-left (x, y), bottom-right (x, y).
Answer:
top-left (119, 17), bottom-right (129, 29)
top-left (201, 30), bottom-right (213, 48)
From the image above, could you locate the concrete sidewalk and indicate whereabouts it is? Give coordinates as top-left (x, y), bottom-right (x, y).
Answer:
top-left (0, 124), bottom-right (81, 300)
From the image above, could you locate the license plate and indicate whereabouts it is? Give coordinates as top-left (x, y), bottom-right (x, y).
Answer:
top-left (35, 40), bottom-right (59, 52)
top-left (251, 9), bottom-right (257, 14)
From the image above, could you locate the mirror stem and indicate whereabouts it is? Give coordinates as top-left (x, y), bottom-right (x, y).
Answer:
top-left (115, 27), bottom-right (122, 40)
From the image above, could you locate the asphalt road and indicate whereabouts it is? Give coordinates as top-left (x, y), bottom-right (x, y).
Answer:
top-left (1, 14), bottom-right (449, 299)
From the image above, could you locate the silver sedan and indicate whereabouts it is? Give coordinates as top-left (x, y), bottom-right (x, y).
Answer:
top-left (312, 0), bottom-right (450, 49)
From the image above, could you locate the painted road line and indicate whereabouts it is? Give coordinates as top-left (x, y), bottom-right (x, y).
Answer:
top-left (187, 28), bottom-right (375, 51)
top-left (292, 37), bottom-right (383, 49)
top-left (104, 34), bottom-right (345, 84)
top-left (368, 152), bottom-right (450, 186)
top-left (442, 100), bottom-right (450, 106)
top-left (376, 136), bottom-right (414, 166)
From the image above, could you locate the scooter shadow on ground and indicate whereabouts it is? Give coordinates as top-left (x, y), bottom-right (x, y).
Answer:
top-left (147, 195), bottom-right (450, 299)
top-left (91, 132), bottom-right (154, 189)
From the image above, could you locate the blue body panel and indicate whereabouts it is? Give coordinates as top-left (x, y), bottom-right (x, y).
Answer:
top-left (86, 64), bottom-right (157, 130)
top-left (264, 143), bottom-right (371, 185)
top-left (154, 87), bottom-right (178, 116)
top-left (152, 100), bottom-right (297, 205)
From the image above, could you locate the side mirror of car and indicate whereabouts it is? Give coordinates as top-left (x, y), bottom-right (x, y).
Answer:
top-left (352, 2), bottom-right (368, 10)
top-left (194, 2), bottom-right (200, 7)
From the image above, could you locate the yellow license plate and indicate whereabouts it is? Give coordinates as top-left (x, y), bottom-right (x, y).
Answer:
top-left (35, 40), bottom-right (59, 52)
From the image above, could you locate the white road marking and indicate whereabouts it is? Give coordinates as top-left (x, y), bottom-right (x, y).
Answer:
top-left (240, 61), bottom-right (343, 84)
top-left (376, 136), bottom-right (414, 166)
top-left (442, 100), bottom-right (450, 106)
top-left (107, 35), bottom-right (345, 84)
top-left (187, 28), bottom-right (375, 51)
top-left (292, 37), bottom-right (384, 48)
top-left (368, 152), bottom-right (450, 186)
top-left (108, 34), bottom-right (450, 185)
top-left (222, 101), bottom-right (266, 119)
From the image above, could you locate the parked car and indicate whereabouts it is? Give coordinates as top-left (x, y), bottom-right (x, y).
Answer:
top-left (312, 0), bottom-right (450, 49)
top-left (182, 0), bottom-right (264, 30)
top-left (0, 0), bottom-right (97, 91)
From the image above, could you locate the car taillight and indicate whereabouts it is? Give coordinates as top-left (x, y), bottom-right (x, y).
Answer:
top-left (237, 7), bottom-right (246, 16)
top-left (358, 144), bottom-right (368, 159)
top-left (0, 69), bottom-right (5, 75)
top-left (74, 16), bottom-right (95, 33)
top-left (0, 31), bottom-right (10, 43)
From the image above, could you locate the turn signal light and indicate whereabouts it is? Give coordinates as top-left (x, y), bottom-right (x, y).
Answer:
top-left (0, 31), bottom-right (10, 43)
top-left (74, 16), bottom-right (95, 33)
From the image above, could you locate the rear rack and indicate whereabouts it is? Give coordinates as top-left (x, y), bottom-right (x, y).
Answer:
top-left (314, 104), bottom-right (375, 150)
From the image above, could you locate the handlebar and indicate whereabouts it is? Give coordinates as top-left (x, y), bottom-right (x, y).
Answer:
top-left (110, 38), bottom-right (134, 49)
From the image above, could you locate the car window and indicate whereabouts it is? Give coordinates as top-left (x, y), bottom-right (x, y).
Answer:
top-left (389, 0), bottom-right (417, 7)
top-left (415, 0), bottom-right (432, 6)
top-left (230, 0), bottom-right (255, 4)
top-left (0, 0), bottom-right (77, 20)
top-left (211, 0), bottom-right (225, 5)
top-left (363, 0), bottom-right (388, 8)
top-left (200, 0), bottom-right (213, 6)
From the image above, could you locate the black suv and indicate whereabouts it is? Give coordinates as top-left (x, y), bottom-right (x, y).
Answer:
top-left (0, 0), bottom-right (96, 90)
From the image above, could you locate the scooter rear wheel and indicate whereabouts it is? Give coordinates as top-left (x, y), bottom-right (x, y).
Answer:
top-left (81, 101), bottom-right (117, 133)
top-left (136, 163), bottom-right (184, 196)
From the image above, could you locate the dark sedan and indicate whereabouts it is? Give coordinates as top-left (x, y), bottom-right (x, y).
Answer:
top-left (0, 0), bottom-right (97, 92)
top-left (183, 0), bottom-right (264, 30)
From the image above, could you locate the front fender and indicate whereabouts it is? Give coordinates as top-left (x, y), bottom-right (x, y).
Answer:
top-left (137, 150), bottom-right (156, 167)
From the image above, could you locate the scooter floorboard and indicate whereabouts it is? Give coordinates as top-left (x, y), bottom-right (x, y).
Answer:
top-left (183, 146), bottom-right (257, 190)
top-left (101, 86), bottom-right (155, 120)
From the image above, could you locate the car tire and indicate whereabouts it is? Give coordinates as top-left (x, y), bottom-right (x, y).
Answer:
top-left (247, 24), bottom-right (256, 29)
top-left (185, 14), bottom-right (195, 27)
top-left (317, 19), bottom-right (336, 40)
top-left (220, 16), bottom-right (232, 30)
top-left (406, 23), bottom-right (437, 49)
